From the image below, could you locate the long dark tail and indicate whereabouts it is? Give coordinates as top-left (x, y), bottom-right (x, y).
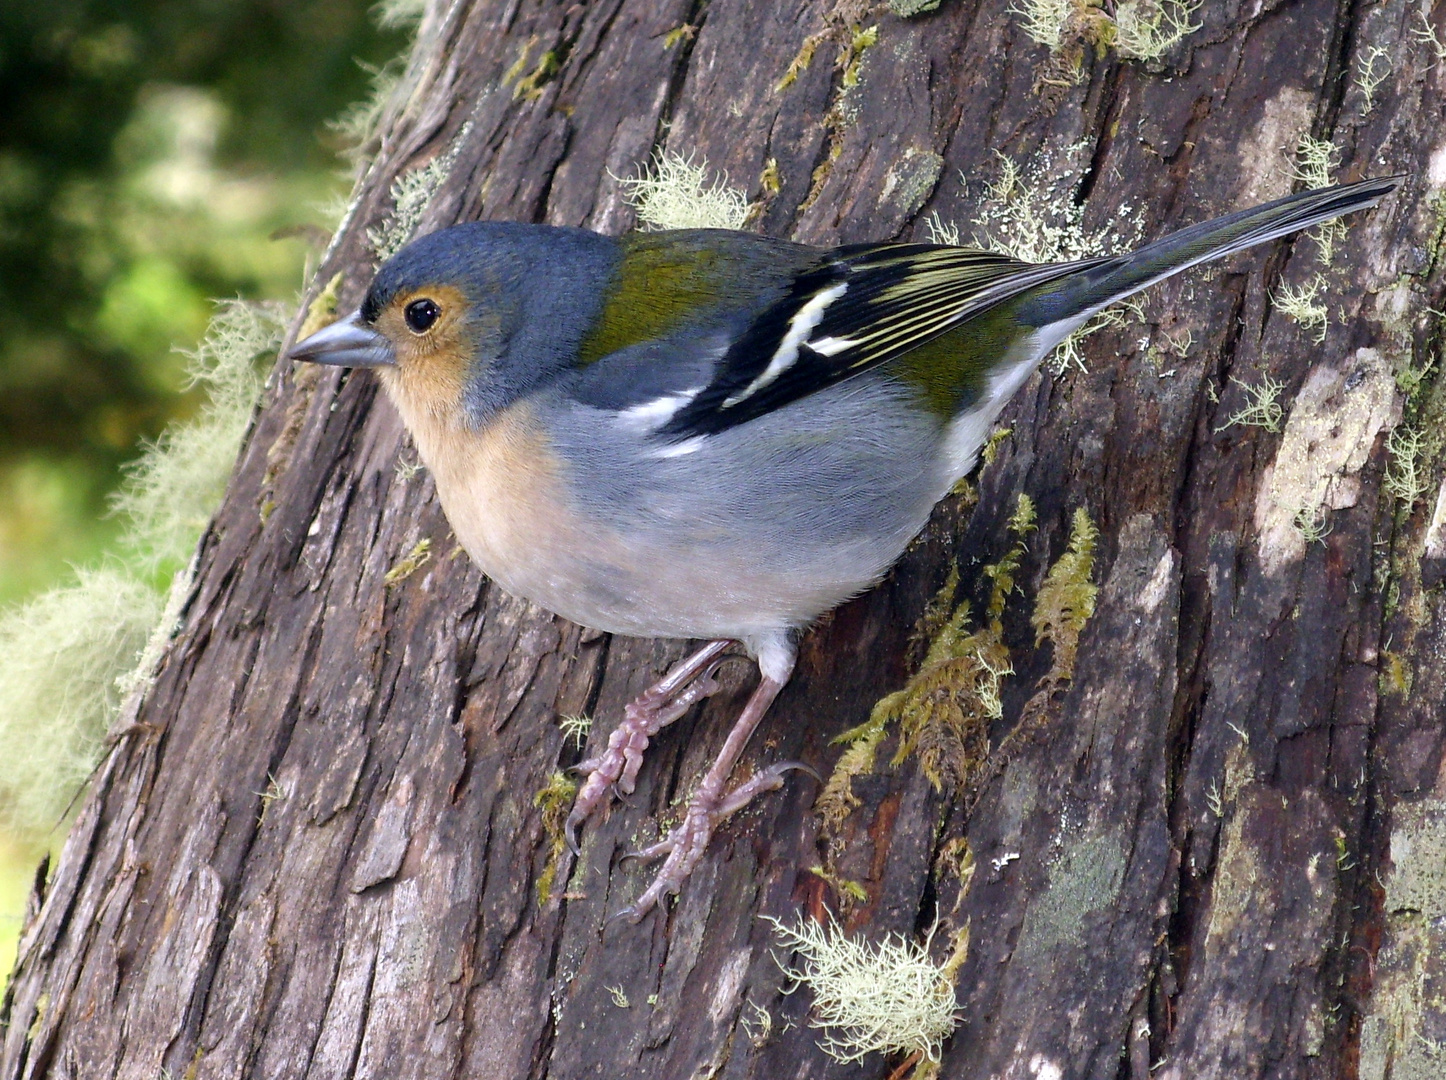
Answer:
top-left (1018, 175), bottom-right (1402, 328)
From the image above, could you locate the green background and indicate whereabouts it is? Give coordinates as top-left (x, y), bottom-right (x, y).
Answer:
top-left (0, 0), bottom-right (407, 985)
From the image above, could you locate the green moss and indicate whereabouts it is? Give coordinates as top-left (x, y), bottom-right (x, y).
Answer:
top-left (512, 50), bottom-right (559, 101)
top-left (840, 25), bottom-right (878, 89)
top-left (297, 271), bottom-right (345, 341)
top-left (808, 863), bottom-right (870, 906)
top-left (980, 426), bottom-right (1014, 466)
top-left (383, 538), bottom-right (432, 586)
top-left (533, 770), bottom-right (578, 906)
top-left (776, 31), bottom-right (825, 92)
top-left (758, 157), bottom-right (782, 198)
top-left (661, 24), bottom-right (696, 50)
top-left (819, 495), bottom-right (1035, 829)
top-left (1031, 507), bottom-right (1099, 683)
top-left (502, 37), bottom-right (538, 89)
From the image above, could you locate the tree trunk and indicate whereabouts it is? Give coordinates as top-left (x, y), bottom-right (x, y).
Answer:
top-left (4, 1), bottom-right (1444, 1077)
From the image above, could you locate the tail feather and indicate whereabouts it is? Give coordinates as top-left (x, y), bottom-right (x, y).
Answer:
top-left (1018, 175), bottom-right (1402, 328)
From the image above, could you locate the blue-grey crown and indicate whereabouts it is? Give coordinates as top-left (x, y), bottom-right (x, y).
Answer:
top-left (363, 222), bottom-right (622, 417)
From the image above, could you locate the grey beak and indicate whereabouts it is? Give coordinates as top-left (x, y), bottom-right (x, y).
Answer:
top-left (288, 311), bottom-right (396, 368)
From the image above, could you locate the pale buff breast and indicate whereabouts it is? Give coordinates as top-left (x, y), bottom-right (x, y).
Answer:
top-left (384, 392), bottom-right (583, 600)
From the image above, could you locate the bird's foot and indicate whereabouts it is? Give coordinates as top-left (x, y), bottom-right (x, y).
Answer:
top-left (564, 640), bottom-right (731, 854)
top-left (610, 761), bottom-right (814, 923)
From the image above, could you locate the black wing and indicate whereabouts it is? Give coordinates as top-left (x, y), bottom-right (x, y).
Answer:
top-left (659, 242), bottom-right (1105, 438)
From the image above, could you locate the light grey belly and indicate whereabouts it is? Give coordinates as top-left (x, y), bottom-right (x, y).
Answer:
top-left (531, 375), bottom-right (955, 643)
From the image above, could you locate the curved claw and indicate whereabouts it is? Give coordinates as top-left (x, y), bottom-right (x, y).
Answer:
top-left (618, 837), bottom-right (674, 865)
top-left (568, 756), bottom-right (602, 778)
top-left (605, 904), bottom-right (647, 928)
top-left (608, 782), bottom-right (636, 808)
top-left (769, 760), bottom-right (823, 784)
top-left (564, 812), bottom-right (584, 857)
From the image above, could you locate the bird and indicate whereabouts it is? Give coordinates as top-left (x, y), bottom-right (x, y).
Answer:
top-left (290, 174), bottom-right (1398, 921)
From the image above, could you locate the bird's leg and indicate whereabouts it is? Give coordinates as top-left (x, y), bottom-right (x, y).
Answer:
top-left (612, 651), bottom-right (796, 923)
top-left (565, 639), bottom-right (732, 853)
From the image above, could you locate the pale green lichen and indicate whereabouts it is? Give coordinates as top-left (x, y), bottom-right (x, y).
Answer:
top-left (1413, 9), bottom-right (1446, 64)
top-left (1384, 426), bottom-right (1428, 507)
top-left (367, 121), bottom-right (472, 261)
top-left (1014, 831), bottom-right (1126, 961)
top-left (1254, 348), bottom-right (1400, 576)
top-left (618, 150), bottom-right (751, 232)
top-left (328, 59), bottom-right (405, 157)
top-left (255, 771), bottom-right (286, 825)
top-left (768, 915), bottom-right (967, 1065)
top-left (1358, 799), bottom-right (1446, 1080)
top-left (923, 210), bottom-right (961, 246)
top-left (374, 0), bottom-right (428, 29)
top-left (0, 569), bottom-right (162, 834)
top-left (1354, 45), bottom-right (1393, 114)
top-left (1012, 0), bottom-right (1073, 52)
top-left (1216, 375), bottom-right (1286, 434)
top-left (1294, 134), bottom-right (1340, 191)
top-left (1292, 504), bottom-right (1333, 546)
top-left (1293, 136), bottom-right (1347, 264)
top-left (740, 999), bottom-right (775, 1047)
top-left (1013, 0), bottom-right (1200, 63)
top-left (880, 148), bottom-right (945, 222)
top-left (0, 300), bottom-right (284, 843)
top-left (889, 0), bottom-right (944, 15)
top-left (327, 0), bottom-right (427, 167)
top-left (1112, 0), bottom-right (1202, 60)
top-left (114, 301), bottom-right (285, 570)
top-left (1273, 275), bottom-right (1330, 342)
top-left (968, 153), bottom-right (1144, 373)
top-left (557, 713), bottom-right (592, 750)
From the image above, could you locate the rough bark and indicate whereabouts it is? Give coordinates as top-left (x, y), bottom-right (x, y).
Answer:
top-left (4, 1), bottom-right (1445, 1078)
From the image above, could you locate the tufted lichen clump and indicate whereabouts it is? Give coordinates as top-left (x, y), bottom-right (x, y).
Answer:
top-left (619, 150), bottom-right (752, 232)
top-left (1215, 375), bottom-right (1286, 434)
top-left (1292, 136), bottom-right (1347, 265)
top-left (367, 121), bottom-right (474, 261)
top-left (1013, 0), bottom-right (1201, 72)
top-left (768, 914), bottom-right (968, 1067)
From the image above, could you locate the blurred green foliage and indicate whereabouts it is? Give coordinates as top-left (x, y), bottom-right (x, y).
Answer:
top-left (0, 0), bottom-right (410, 986)
top-left (0, 0), bottom-right (408, 603)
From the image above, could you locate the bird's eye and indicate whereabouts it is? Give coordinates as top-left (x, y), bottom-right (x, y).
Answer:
top-left (404, 298), bottom-right (440, 333)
